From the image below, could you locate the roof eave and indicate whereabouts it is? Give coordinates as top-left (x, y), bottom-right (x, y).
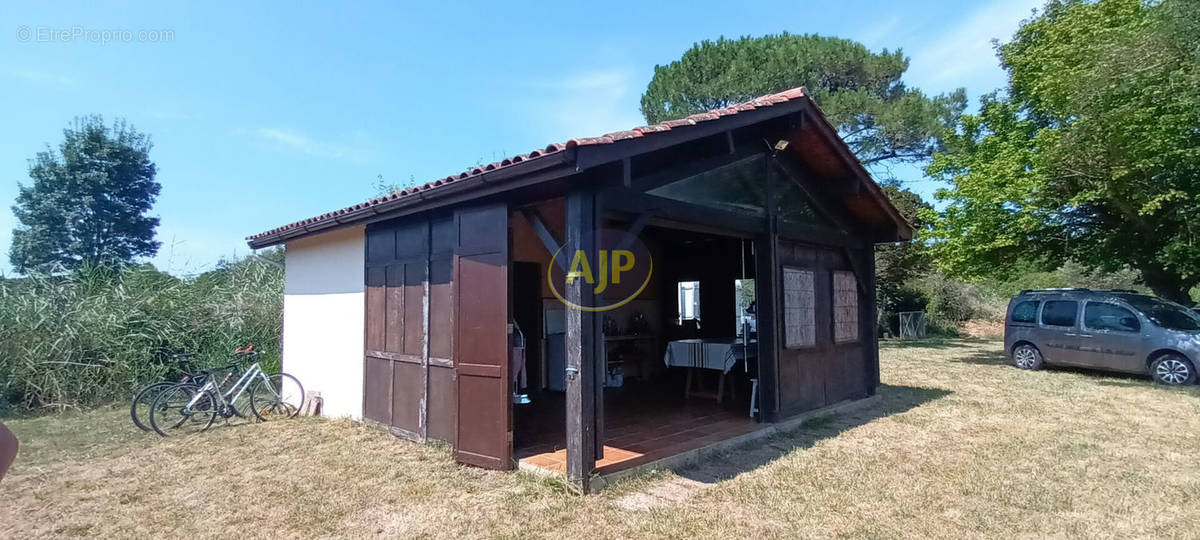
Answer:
top-left (246, 148), bottom-right (576, 249)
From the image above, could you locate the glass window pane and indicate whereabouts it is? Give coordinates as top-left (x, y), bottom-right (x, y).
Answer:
top-left (646, 155), bottom-right (766, 216)
top-left (772, 163), bottom-right (824, 225)
top-left (735, 279), bottom-right (756, 337)
top-left (677, 281), bottom-right (700, 323)
top-left (1084, 303), bottom-right (1141, 332)
top-left (1041, 300), bottom-right (1078, 327)
top-left (1011, 301), bottom-right (1040, 323)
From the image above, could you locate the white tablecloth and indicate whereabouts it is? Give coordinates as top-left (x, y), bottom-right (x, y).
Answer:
top-left (664, 338), bottom-right (756, 374)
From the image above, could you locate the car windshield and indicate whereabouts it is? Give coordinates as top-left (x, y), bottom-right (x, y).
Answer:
top-left (1117, 294), bottom-right (1200, 331)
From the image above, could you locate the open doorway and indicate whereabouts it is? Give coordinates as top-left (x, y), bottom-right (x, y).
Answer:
top-left (514, 222), bottom-right (761, 475)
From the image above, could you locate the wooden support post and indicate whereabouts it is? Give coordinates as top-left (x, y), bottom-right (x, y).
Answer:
top-left (864, 245), bottom-right (880, 395)
top-left (756, 154), bottom-right (781, 422)
top-left (565, 190), bottom-right (598, 492)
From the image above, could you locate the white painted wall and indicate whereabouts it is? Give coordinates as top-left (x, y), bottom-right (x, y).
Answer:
top-left (282, 226), bottom-right (365, 419)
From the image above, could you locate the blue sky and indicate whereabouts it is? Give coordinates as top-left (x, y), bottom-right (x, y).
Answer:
top-left (1, 0), bottom-right (1042, 275)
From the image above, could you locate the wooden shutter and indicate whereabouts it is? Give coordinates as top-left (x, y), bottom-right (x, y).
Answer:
top-left (453, 203), bottom-right (512, 469)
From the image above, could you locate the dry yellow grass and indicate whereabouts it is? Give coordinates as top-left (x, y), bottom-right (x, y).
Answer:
top-left (2, 340), bottom-right (1199, 538)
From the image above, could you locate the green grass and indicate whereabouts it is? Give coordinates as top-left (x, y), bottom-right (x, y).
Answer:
top-left (0, 258), bottom-right (282, 412)
top-left (2, 340), bottom-right (1199, 538)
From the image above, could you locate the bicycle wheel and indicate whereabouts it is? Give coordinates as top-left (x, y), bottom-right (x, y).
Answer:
top-left (249, 373), bottom-right (304, 421)
top-left (228, 387), bottom-right (254, 420)
top-left (130, 381), bottom-right (175, 432)
top-left (149, 383), bottom-right (217, 436)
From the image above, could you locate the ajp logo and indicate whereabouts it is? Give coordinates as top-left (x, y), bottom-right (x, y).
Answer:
top-left (548, 228), bottom-right (653, 311)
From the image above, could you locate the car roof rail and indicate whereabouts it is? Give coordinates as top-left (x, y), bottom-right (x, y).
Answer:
top-left (1018, 288), bottom-right (1091, 295)
top-left (1093, 289), bottom-right (1139, 294)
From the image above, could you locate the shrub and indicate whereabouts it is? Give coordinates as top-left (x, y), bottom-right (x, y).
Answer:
top-left (0, 255), bottom-right (282, 412)
top-left (916, 273), bottom-right (1006, 335)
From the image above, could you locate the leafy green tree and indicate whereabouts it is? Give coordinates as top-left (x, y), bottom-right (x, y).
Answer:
top-left (640, 33), bottom-right (967, 169)
top-left (877, 183), bottom-right (933, 285)
top-left (10, 116), bottom-right (161, 273)
top-left (876, 183), bottom-right (933, 330)
top-left (926, 0), bottom-right (1200, 303)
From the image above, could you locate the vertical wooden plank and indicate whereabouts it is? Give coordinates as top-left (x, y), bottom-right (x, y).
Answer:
top-left (592, 193), bottom-right (606, 461)
top-left (403, 263), bottom-right (424, 356)
top-left (366, 267), bottom-right (387, 351)
top-left (565, 190), bottom-right (598, 492)
top-left (428, 218), bottom-right (456, 443)
top-left (421, 223), bottom-right (431, 441)
top-left (385, 265), bottom-right (404, 353)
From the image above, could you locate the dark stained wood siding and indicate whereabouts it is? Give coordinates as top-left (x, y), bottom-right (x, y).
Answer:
top-left (427, 218), bottom-right (456, 443)
top-left (363, 217), bottom-right (456, 442)
top-left (772, 239), bottom-right (872, 418)
top-left (363, 266), bottom-right (391, 424)
top-left (453, 203), bottom-right (512, 470)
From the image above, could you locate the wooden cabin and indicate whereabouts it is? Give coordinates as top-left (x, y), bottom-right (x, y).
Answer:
top-left (247, 86), bottom-right (912, 492)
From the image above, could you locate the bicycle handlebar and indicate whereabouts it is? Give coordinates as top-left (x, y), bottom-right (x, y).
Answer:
top-left (232, 346), bottom-right (264, 357)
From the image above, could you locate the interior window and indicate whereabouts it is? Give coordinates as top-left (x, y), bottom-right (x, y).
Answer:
top-left (781, 268), bottom-right (815, 348)
top-left (1084, 303), bottom-right (1141, 332)
top-left (646, 155), bottom-right (766, 216)
top-left (1041, 300), bottom-right (1078, 327)
top-left (677, 281), bottom-right (700, 324)
top-left (772, 162), bottom-right (826, 225)
top-left (734, 279), bottom-right (755, 337)
top-left (1011, 300), bottom-right (1040, 323)
top-left (832, 271), bottom-right (858, 343)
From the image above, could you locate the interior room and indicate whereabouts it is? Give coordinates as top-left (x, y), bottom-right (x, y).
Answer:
top-left (512, 220), bottom-right (762, 474)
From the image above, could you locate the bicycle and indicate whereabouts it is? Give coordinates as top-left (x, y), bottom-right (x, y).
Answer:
top-left (129, 353), bottom-right (209, 432)
top-left (149, 346), bottom-right (304, 436)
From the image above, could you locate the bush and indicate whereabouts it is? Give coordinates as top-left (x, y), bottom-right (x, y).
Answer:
top-left (0, 255), bottom-right (282, 412)
top-left (877, 284), bottom-right (929, 337)
top-left (913, 273), bottom-right (1006, 336)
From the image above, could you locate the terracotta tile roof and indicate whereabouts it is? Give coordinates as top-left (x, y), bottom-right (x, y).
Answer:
top-left (247, 86), bottom-right (810, 246)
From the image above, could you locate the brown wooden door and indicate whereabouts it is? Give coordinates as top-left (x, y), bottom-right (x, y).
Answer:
top-left (452, 203), bottom-right (512, 469)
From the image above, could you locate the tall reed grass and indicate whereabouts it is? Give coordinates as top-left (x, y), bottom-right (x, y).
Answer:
top-left (0, 255), bottom-right (282, 413)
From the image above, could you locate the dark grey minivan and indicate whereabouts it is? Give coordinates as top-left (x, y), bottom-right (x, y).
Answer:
top-left (1004, 289), bottom-right (1200, 385)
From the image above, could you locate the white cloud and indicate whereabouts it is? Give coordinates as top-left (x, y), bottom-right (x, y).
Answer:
top-left (254, 127), bottom-right (371, 162)
top-left (856, 15), bottom-right (906, 49)
top-left (906, 0), bottom-right (1043, 92)
top-left (522, 68), bottom-right (647, 140)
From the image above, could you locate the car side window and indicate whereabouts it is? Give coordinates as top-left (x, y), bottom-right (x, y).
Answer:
top-left (1011, 300), bottom-right (1040, 323)
top-left (1084, 302), bottom-right (1141, 332)
top-left (1041, 300), bottom-right (1078, 327)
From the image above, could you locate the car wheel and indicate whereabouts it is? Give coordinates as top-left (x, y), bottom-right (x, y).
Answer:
top-left (1012, 343), bottom-right (1044, 370)
top-left (1150, 353), bottom-right (1197, 386)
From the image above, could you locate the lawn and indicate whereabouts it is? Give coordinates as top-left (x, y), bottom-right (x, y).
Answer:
top-left (2, 340), bottom-right (1199, 538)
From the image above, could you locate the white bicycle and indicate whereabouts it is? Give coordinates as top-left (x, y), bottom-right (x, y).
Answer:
top-left (149, 347), bottom-right (304, 436)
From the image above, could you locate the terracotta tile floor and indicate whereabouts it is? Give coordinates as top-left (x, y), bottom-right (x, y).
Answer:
top-left (515, 380), bottom-right (759, 475)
